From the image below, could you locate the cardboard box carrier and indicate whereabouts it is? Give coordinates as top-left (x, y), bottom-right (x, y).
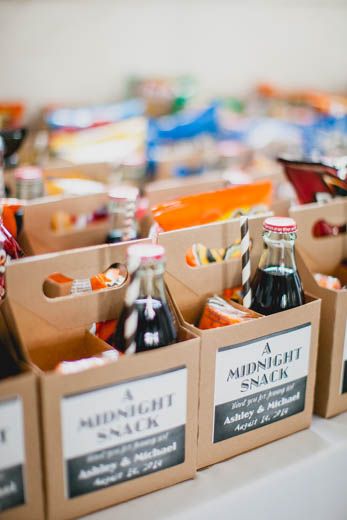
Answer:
top-left (290, 198), bottom-right (347, 418)
top-left (1, 241), bottom-right (199, 519)
top-left (0, 315), bottom-right (44, 520)
top-left (159, 215), bottom-right (321, 468)
top-left (18, 193), bottom-right (110, 256)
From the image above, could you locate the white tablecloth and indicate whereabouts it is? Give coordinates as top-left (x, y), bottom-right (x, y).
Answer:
top-left (83, 412), bottom-right (347, 520)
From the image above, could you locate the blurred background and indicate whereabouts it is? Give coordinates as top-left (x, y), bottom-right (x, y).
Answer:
top-left (1, 0), bottom-right (347, 119)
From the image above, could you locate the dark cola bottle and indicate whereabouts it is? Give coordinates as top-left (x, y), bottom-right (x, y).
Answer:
top-left (250, 216), bottom-right (304, 315)
top-left (115, 244), bottom-right (178, 353)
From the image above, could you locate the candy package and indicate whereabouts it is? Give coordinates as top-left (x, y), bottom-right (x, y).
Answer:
top-left (47, 264), bottom-right (128, 296)
top-left (0, 102), bottom-right (25, 129)
top-left (48, 117), bottom-right (146, 165)
top-left (186, 240), bottom-right (243, 267)
top-left (151, 181), bottom-right (272, 232)
top-left (127, 76), bottom-right (196, 117)
top-left (314, 273), bottom-right (342, 290)
top-left (45, 99), bottom-right (145, 131)
top-left (50, 205), bottom-right (108, 232)
top-left (55, 349), bottom-right (119, 374)
top-left (198, 295), bottom-right (257, 330)
top-left (279, 157), bottom-right (347, 204)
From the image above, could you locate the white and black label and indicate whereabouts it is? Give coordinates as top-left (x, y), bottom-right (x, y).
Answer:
top-left (61, 367), bottom-right (187, 498)
top-left (0, 397), bottom-right (26, 512)
top-left (341, 320), bottom-right (347, 394)
top-left (213, 323), bottom-right (311, 443)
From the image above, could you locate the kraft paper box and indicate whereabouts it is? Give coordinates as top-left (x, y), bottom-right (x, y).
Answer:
top-left (0, 367), bottom-right (44, 520)
top-left (290, 199), bottom-right (347, 418)
top-left (159, 216), bottom-right (321, 468)
top-left (18, 193), bottom-right (153, 258)
top-left (1, 241), bottom-right (199, 520)
top-left (18, 193), bottom-right (110, 256)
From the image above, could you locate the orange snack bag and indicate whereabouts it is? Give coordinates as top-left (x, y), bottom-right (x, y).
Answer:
top-left (223, 286), bottom-right (243, 305)
top-left (0, 199), bottom-right (24, 239)
top-left (198, 295), bottom-right (256, 330)
top-left (151, 181), bottom-right (272, 232)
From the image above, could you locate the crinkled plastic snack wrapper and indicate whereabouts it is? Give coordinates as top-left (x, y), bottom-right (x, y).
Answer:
top-left (48, 265), bottom-right (127, 294)
top-left (55, 349), bottom-right (119, 374)
top-left (0, 215), bottom-right (24, 300)
top-left (198, 295), bottom-right (257, 330)
top-left (151, 181), bottom-right (272, 232)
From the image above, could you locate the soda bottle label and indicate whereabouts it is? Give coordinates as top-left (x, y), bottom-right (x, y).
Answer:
top-left (61, 367), bottom-right (187, 498)
top-left (213, 323), bottom-right (311, 443)
top-left (0, 396), bottom-right (26, 512)
top-left (340, 320), bottom-right (347, 394)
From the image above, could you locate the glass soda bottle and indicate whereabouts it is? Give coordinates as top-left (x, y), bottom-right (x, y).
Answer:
top-left (250, 216), bottom-right (304, 315)
top-left (115, 244), bottom-right (178, 353)
top-left (106, 186), bottom-right (139, 244)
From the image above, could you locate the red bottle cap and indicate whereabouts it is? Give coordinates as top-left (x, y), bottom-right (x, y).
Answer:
top-left (14, 166), bottom-right (42, 181)
top-left (263, 216), bottom-right (297, 233)
top-left (127, 243), bottom-right (165, 262)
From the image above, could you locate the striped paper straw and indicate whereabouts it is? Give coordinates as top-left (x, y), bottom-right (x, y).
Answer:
top-left (240, 216), bottom-right (252, 308)
top-left (123, 254), bottom-right (141, 355)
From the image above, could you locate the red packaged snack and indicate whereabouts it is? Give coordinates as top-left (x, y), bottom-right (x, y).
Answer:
top-left (0, 215), bottom-right (24, 299)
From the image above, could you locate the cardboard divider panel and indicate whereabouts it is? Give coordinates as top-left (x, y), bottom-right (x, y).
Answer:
top-left (18, 193), bottom-right (110, 255)
top-left (160, 216), bottom-right (265, 325)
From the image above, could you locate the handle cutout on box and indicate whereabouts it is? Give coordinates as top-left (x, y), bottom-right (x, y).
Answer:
top-left (312, 219), bottom-right (347, 238)
top-left (186, 239), bottom-right (252, 267)
top-left (43, 262), bottom-right (128, 298)
top-left (50, 205), bottom-right (109, 233)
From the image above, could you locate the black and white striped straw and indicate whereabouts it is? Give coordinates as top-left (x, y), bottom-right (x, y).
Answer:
top-left (240, 216), bottom-right (252, 308)
top-left (123, 253), bottom-right (141, 355)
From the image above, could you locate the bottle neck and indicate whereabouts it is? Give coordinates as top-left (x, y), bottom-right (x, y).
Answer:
top-left (136, 261), bottom-right (167, 302)
top-left (258, 230), bottom-right (298, 274)
top-left (109, 199), bottom-right (137, 240)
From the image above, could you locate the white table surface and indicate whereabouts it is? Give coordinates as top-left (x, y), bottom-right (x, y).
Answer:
top-left (83, 412), bottom-right (347, 520)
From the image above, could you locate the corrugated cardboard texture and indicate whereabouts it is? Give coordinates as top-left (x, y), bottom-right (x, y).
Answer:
top-left (0, 371), bottom-right (44, 520)
top-left (2, 240), bottom-right (199, 519)
top-left (291, 199), bottom-right (347, 418)
top-left (160, 216), bottom-right (321, 467)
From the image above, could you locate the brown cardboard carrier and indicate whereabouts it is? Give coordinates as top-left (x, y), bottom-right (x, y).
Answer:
top-left (159, 215), bottom-right (321, 468)
top-left (18, 193), bottom-right (111, 256)
top-left (2, 241), bottom-right (199, 520)
top-left (0, 369), bottom-right (44, 520)
top-left (290, 198), bottom-right (347, 418)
